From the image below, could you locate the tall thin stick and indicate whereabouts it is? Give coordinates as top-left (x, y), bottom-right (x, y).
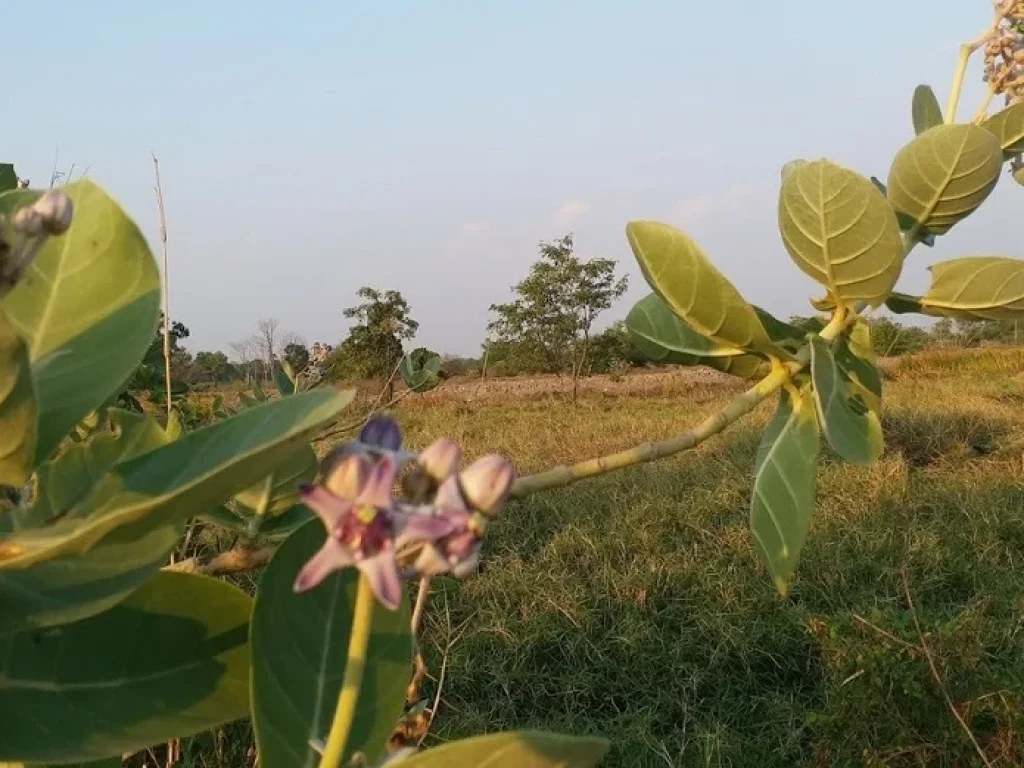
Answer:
top-left (152, 153), bottom-right (172, 421)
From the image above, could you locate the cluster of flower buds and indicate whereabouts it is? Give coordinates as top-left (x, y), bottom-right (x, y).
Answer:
top-left (0, 190), bottom-right (74, 294)
top-left (984, 0), bottom-right (1024, 102)
top-left (293, 415), bottom-right (515, 609)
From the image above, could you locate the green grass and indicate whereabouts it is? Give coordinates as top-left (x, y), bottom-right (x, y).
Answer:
top-left (400, 359), bottom-right (1024, 767)
top-left (181, 349), bottom-right (1024, 767)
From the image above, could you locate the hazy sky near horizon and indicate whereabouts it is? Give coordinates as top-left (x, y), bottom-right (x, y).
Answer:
top-left (5, 1), bottom-right (1019, 357)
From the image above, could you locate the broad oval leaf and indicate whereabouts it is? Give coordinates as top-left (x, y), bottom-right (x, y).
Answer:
top-left (0, 182), bottom-right (161, 466)
top-left (887, 256), bottom-right (1024, 320)
top-left (252, 519), bottom-right (412, 768)
top-left (0, 303), bottom-right (36, 485)
top-left (0, 388), bottom-right (352, 572)
top-left (625, 294), bottom-right (766, 379)
top-left (810, 336), bottom-right (883, 465)
top-left (981, 101), bottom-right (1024, 158)
top-left (886, 124), bottom-right (1002, 236)
top-left (835, 320), bottom-right (882, 415)
top-left (626, 221), bottom-right (778, 356)
top-left (750, 385), bottom-right (820, 596)
top-left (389, 731), bottom-right (610, 767)
top-left (0, 571), bottom-right (251, 764)
top-left (912, 84), bottom-right (943, 135)
top-left (779, 158), bottom-right (904, 306)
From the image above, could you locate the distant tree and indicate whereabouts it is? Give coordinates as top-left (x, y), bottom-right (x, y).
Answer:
top-left (488, 234), bottom-right (628, 401)
top-left (195, 350), bottom-right (235, 383)
top-left (587, 321), bottom-right (647, 373)
top-left (869, 317), bottom-right (931, 356)
top-left (440, 353), bottom-right (480, 377)
top-left (283, 342), bottom-right (311, 374)
top-left (128, 314), bottom-right (190, 392)
top-left (332, 287), bottom-right (419, 381)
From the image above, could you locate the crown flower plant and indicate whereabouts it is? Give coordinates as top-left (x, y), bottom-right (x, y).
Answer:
top-left (1, 3), bottom-right (1024, 767)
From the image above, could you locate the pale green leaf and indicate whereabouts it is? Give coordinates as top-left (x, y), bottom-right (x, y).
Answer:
top-left (0, 303), bottom-right (36, 485)
top-left (626, 221), bottom-right (779, 356)
top-left (886, 256), bottom-right (1024, 320)
top-left (256, 504), bottom-right (312, 539)
top-left (779, 159), bottom-right (904, 306)
top-left (810, 337), bottom-right (883, 465)
top-left (0, 181), bottom-right (161, 465)
top-left (886, 124), bottom-right (1002, 235)
top-left (625, 294), bottom-right (766, 379)
top-left (834, 320), bottom-right (882, 415)
top-left (912, 85), bottom-right (943, 135)
top-left (252, 519), bottom-right (412, 768)
top-left (0, 388), bottom-right (352, 572)
top-left (274, 363), bottom-right (296, 396)
top-left (750, 385), bottom-right (820, 595)
top-left (400, 353), bottom-right (442, 393)
top-left (389, 731), bottom-right (610, 767)
top-left (981, 101), bottom-right (1024, 158)
top-left (0, 571), bottom-right (251, 764)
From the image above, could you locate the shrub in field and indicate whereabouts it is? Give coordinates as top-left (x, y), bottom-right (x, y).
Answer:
top-left (1, 3), bottom-right (1024, 766)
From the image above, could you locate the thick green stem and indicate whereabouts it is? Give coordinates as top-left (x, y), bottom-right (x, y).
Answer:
top-left (319, 575), bottom-right (375, 768)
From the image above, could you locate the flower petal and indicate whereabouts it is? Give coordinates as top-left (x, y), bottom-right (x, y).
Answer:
top-left (293, 539), bottom-right (355, 592)
top-left (395, 511), bottom-right (459, 549)
top-left (413, 544), bottom-right (451, 577)
top-left (359, 454), bottom-right (397, 509)
top-left (434, 475), bottom-right (468, 512)
top-left (325, 453), bottom-right (372, 500)
top-left (359, 550), bottom-right (403, 610)
top-left (301, 485), bottom-right (353, 528)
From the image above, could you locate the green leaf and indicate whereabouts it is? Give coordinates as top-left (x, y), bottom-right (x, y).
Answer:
top-left (886, 124), bottom-right (1002, 236)
top-left (0, 165), bottom-right (16, 193)
top-left (0, 388), bottom-right (352, 571)
top-left (233, 444), bottom-right (317, 519)
top-left (753, 306), bottom-right (811, 355)
top-left (887, 256), bottom-right (1024, 320)
top-left (400, 353), bottom-right (442, 393)
top-left (626, 221), bottom-right (779, 356)
top-left (388, 731), bottom-right (610, 767)
top-left (3, 409), bottom-right (171, 534)
top-left (750, 385), bottom-right (820, 595)
top-left (625, 294), bottom-right (766, 379)
top-left (869, 177), bottom-right (936, 247)
top-left (251, 519), bottom-right (412, 768)
top-left (274, 363), bottom-right (296, 396)
top-left (810, 337), bottom-right (883, 465)
top-left (0, 571), bottom-right (251, 764)
top-left (0, 181), bottom-right (161, 466)
top-left (0, 410), bottom-right (179, 634)
top-left (779, 159), bottom-right (904, 306)
top-left (834, 320), bottom-right (882, 415)
top-left (0, 303), bottom-right (36, 485)
top-left (912, 84), bottom-right (943, 135)
top-left (256, 503), bottom-right (312, 539)
top-left (251, 380), bottom-right (267, 402)
top-left (197, 504), bottom-right (248, 532)
top-left (981, 101), bottom-right (1024, 158)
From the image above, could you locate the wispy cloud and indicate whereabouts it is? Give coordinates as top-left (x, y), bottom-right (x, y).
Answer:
top-left (459, 220), bottom-right (490, 236)
top-left (671, 181), bottom-right (764, 225)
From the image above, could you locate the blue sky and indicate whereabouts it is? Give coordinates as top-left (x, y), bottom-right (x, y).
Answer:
top-left (5, 1), bottom-right (1019, 356)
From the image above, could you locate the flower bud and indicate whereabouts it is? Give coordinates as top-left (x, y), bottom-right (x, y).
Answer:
top-left (417, 437), bottom-right (461, 482)
top-left (32, 190), bottom-right (73, 234)
top-left (12, 207), bottom-right (44, 236)
top-left (458, 454), bottom-right (514, 516)
top-left (359, 415), bottom-right (402, 452)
